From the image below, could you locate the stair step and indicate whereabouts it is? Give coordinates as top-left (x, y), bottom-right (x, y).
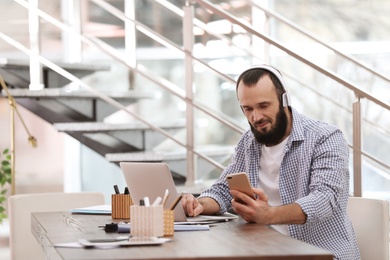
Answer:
top-left (0, 58), bottom-right (110, 89)
top-left (106, 151), bottom-right (165, 162)
top-left (106, 146), bottom-right (235, 182)
top-left (54, 120), bottom-right (186, 155)
top-left (2, 88), bottom-right (153, 122)
top-left (2, 88), bottom-right (152, 100)
top-left (53, 120), bottom-right (185, 133)
top-left (0, 57), bottom-right (110, 71)
top-left (105, 145), bottom-right (235, 162)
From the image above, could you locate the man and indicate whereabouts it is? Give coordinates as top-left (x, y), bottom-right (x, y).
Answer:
top-left (181, 64), bottom-right (360, 259)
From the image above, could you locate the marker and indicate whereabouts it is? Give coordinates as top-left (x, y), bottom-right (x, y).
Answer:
top-left (113, 185), bottom-right (120, 194)
top-left (152, 196), bottom-right (162, 206)
top-left (143, 196), bottom-right (150, 207)
top-left (169, 193), bottom-right (183, 210)
top-left (162, 189), bottom-right (169, 207)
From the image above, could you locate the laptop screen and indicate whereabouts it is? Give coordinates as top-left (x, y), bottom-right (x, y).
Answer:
top-left (120, 162), bottom-right (188, 222)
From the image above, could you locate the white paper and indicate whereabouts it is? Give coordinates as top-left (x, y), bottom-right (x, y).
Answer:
top-left (70, 204), bottom-right (111, 215)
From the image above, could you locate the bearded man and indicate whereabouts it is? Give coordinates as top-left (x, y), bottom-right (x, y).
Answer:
top-left (181, 65), bottom-right (360, 260)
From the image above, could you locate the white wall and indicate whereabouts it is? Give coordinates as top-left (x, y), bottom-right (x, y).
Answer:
top-left (0, 98), bottom-right (64, 195)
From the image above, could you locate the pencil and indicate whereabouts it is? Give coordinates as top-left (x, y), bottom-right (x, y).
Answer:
top-left (169, 193), bottom-right (183, 210)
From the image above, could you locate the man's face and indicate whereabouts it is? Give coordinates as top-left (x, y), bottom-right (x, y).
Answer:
top-left (237, 75), bottom-right (288, 146)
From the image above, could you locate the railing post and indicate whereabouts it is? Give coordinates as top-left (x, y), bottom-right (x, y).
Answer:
top-left (61, 0), bottom-right (83, 192)
top-left (61, 0), bottom-right (82, 63)
top-left (251, 0), bottom-right (270, 63)
top-left (352, 96), bottom-right (362, 197)
top-left (183, 1), bottom-right (196, 187)
top-left (28, 0), bottom-right (44, 90)
top-left (125, 1), bottom-right (136, 78)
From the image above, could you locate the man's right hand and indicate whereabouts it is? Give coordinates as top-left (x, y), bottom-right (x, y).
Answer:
top-left (181, 193), bottom-right (204, 217)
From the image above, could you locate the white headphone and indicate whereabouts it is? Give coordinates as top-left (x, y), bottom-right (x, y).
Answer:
top-left (236, 64), bottom-right (291, 107)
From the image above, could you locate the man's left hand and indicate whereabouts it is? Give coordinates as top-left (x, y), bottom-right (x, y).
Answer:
top-left (230, 187), bottom-right (272, 224)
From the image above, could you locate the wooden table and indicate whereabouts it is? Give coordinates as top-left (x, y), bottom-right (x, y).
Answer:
top-left (32, 212), bottom-right (333, 260)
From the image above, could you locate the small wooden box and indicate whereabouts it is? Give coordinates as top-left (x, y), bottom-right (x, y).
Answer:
top-left (111, 194), bottom-right (132, 219)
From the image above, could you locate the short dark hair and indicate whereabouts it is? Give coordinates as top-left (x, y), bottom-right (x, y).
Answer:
top-left (236, 68), bottom-right (285, 106)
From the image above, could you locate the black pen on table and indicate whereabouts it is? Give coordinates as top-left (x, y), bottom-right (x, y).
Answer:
top-left (169, 193), bottom-right (183, 210)
top-left (113, 185), bottom-right (120, 194)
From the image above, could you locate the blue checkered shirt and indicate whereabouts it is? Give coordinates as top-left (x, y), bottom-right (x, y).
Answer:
top-left (200, 108), bottom-right (360, 260)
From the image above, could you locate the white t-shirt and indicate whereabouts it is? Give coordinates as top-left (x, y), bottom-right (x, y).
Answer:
top-left (258, 137), bottom-right (289, 235)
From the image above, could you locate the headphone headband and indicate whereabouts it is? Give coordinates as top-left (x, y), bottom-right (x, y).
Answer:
top-left (236, 64), bottom-right (291, 107)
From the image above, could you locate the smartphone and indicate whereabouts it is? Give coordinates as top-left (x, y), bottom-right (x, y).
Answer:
top-left (226, 172), bottom-right (256, 201)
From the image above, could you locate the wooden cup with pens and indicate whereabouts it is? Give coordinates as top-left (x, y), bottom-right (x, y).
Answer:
top-left (163, 192), bottom-right (182, 236)
top-left (130, 190), bottom-right (181, 237)
top-left (111, 185), bottom-right (133, 219)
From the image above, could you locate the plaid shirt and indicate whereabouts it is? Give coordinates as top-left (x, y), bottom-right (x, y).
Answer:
top-left (200, 108), bottom-right (360, 260)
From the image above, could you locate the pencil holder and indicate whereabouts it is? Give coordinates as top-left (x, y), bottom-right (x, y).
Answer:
top-left (163, 209), bottom-right (174, 236)
top-left (111, 194), bottom-right (132, 219)
top-left (130, 205), bottom-right (164, 238)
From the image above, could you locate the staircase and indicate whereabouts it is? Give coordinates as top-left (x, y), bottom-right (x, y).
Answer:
top-left (0, 58), bottom-right (235, 185)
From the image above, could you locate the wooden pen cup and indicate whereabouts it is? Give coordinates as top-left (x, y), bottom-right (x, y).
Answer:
top-left (111, 194), bottom-right (132, 219)
top-left (130, 205), bottom-right (164, 238)
top-left (163, 209), bottom-right (174, 236)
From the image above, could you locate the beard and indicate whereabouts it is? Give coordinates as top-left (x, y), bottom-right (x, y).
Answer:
top-left (250, 106), bottom-right (288, 146)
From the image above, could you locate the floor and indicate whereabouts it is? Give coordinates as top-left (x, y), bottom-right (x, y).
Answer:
top-left (0, 219), bottom-right (10, 260)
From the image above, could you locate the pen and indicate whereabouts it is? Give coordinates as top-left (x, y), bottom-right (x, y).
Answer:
top-left (162, 189), bottom-right (169, 207)
top-left (169, 193), bottom-right (183, 210)
top-left (113, 185), bottom-right (120, 194)
top-left (143, 196), bottom-right (150, 207)
top-left (152, 196), bottom-right (162, 206)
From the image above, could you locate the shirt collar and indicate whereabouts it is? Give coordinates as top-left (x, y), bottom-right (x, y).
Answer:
top-left (289, 107), bottom-right (305, 142)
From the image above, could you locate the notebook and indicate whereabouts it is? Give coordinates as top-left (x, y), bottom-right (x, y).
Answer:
top-left (119, 162), bottom-right (237, 224)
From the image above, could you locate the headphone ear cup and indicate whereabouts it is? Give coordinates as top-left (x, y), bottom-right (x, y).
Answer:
top-left (282, 93), bottom-right (291, 107)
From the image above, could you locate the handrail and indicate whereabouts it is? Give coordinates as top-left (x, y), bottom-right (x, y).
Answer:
top-left (194, 0), bottom-right (390, 111)
top-left (283, 70), bottom-right (390, 137)
top-left (0, 73), bottom-right (37, 195)
top-left (361, 149), bottom-right (390, 174)
top-left (91, 0), bottom-right (235, 85)
top-left (247, 0), bottom-right (390, 85)
top-left (153, 0), bottom-right (262, 65)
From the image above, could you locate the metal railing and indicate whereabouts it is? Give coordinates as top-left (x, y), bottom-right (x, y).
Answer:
top-left (1, 0), bottom-right (389, 196)
top-left (248, 0), bottom-right (390, 85)
top-left (193, 0), bottom-right (390, 196)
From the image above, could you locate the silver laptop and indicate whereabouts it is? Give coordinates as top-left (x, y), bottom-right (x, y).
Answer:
top-left (120, 162), bottom-right (237, 224)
